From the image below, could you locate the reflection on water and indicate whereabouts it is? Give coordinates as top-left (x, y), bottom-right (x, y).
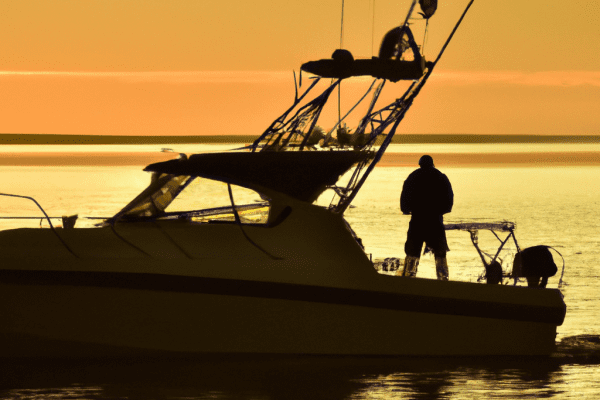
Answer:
top-left (1, 338), bottom-right (599, 400)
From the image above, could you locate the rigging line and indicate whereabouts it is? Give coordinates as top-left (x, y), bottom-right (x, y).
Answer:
top-left (338, 81), bottom-right (342, 129)
top-left (251, 78), bottom-right (320, 152)
top-left (324, 79), bottom-right (378, 144)
top-left (340, 0), bottom-right (345, 49)
top-left (338, 0), bottom-right (345, 125)
top-left (371, 0), bottom-right (376, 57)
top-left (422, 19), bottom-right (429, 55)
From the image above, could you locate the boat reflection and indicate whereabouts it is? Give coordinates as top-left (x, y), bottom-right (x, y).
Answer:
top-left (1, 336), bottom-right (599, 400)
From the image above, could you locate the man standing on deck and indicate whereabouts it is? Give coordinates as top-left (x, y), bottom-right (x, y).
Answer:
top-left (399, 155), bottom-right (453, 280)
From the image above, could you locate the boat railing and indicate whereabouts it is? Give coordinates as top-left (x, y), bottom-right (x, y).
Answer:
top-left (444, 221), bottom-right (515, 232)
top-left (375, 219), bottom-right (531, 285)
top-left (444, 219), bottom-right (520, 284)
top-left (0, 193), bottom-right (79, 257)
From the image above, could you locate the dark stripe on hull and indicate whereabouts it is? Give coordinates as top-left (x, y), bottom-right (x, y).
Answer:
top-left (0, 270), bottom-right (565, 325)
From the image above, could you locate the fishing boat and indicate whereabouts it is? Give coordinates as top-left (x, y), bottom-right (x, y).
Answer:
top-left (0, 0), bottom-right (566, 357)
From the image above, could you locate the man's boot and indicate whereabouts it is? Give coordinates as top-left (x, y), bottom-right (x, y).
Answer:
top-left (435, 256), bottom-right (449, 281)
top-left (398, 255), bottom-right (419, 277)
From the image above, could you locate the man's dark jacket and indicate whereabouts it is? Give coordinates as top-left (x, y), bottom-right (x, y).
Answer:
top-left (400, 166), bottom-right (453, 216)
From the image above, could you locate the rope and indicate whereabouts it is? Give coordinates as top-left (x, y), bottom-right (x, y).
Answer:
top-left (338, 82), bottom-right (342, 127)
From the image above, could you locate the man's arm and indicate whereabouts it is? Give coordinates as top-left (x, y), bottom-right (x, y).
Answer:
top-left (400, 177), bottom-right (412, 215)
top-left (442, 175), bottom-right (454, 214)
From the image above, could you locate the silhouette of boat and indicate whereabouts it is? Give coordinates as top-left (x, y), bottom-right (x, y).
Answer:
top-left (0, 0), bottom-right (566, 357)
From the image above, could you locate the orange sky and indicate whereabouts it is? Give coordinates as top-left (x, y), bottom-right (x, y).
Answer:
top-left (0, 0), bottom-right (599, 136)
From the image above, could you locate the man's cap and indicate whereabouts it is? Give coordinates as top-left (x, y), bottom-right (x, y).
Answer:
top-left (419, 155), bottom-right (434, 167)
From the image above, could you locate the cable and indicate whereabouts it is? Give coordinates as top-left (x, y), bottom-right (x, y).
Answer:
top-left (338, 0), bottom-right (345, 132)
top-left (422, 19), bottom-right (429, 55)
top-left (340, 0), bottom-right (345, 49)
top-left (371, 0), bottom-right (376, 56)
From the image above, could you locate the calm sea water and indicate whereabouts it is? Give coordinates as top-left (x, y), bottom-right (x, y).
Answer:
top-left (0, 144), bottom-right (599, 399)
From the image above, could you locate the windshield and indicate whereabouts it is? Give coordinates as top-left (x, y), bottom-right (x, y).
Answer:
top-left (113, 172), bottom-right (192, 220)
top-left (110, 172), bottom-right (270, 225)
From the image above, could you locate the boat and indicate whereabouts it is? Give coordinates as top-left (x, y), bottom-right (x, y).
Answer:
top-left (0, 0), bottom-right (566, 358)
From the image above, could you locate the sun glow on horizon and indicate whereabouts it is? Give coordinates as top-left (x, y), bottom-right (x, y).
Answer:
top-left (2, 69), bottom-right (600, 87)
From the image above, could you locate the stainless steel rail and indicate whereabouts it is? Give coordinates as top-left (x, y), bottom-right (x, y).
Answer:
top-left (0, 193), bottom-right (78, 257)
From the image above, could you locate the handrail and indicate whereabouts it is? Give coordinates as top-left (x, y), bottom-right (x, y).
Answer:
top-left (227, 184), bottom-right (279, 260)
top-left (0, 193), bottom-right (78, 258)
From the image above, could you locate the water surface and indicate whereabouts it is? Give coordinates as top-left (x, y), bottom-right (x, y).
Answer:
top-left (0, 143), bottom-right (599, 399)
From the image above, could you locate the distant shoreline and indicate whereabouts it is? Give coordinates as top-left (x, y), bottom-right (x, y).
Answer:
top-left (1, 151), bottom-right (598, 167)
top-left (1, 134), bottom-right (600, 145)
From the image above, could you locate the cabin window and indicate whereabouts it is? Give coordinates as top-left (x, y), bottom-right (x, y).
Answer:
top-left (114, 173), bottom-right (270, 225)
top-left (164, 177), bottom-right (270, 225)
top-left (117, 174), bottom-right (192, 220)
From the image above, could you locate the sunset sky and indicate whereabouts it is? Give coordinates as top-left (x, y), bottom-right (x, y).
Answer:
top-left (0, 0), bottom-right (599, 137)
